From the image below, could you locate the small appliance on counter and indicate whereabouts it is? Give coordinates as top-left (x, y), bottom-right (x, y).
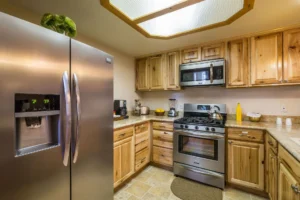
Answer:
top-left (141, 106), bottom-right (150, 115)
top-left (168, 99), bottom-right (178, 117)
top-left (114, 100), bottom-right (128, 119)
top-left (133, 99), bottom-right (141, 116)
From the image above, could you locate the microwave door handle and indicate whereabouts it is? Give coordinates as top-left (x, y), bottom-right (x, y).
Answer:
top-left (62, 71), bottom-right (72, 167)
top-left (72, 73), bottom-right (81, 164)
top-left (210, 64), bottom-right (213, 83)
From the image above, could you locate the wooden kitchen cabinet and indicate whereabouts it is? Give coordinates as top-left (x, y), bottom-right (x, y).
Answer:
top-left (250, 33), bottom-right (283, 85)
top-left (226, 39), bottom-right (249, 87)
top-left (278, 163), bottom-right (299, 200)
top-left (227, 139), bottom-right (265, 190)
top-left (181, 47), bottom-right (201, 63)
top-left (136, 58), bottom-right (149, 91)
top-left (134, 122), bottom-right (150, 171)
top-left (149, 55), bottom-right (165, 90)
top-left (268, 148), bottom-right (278, 200)
top-left (283, 28), bottom-right (300, 83)
top-left (166, 51), bottom-right (181, 90)
top-left (201, 43), bottom-right (225, 61)
top-left (113, 132), bottom-right (134, 188)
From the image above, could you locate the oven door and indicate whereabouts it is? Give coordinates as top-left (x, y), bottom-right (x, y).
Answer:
top-left (173, 130), bottom-right (225, 173)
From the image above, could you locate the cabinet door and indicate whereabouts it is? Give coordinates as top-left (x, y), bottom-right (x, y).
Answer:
top-left (227, 39), bottom-right (249, 87)
top-left (201, 43), bottom-right (225, 61)
top-left (278, 163), bottom-right (299, 200)
top-left (181, 47), bottom-right (201, 63)
top-left (283, 28), bottom-right (300, 83)
top-left (113, 146), bottom-right (121, 184)
top-left (166, 51), bottom-right (180, 90)
top-left (121, 139), bottom-right (134, 179)
top-left (149, 55), bottom-right (165, 90)
top-left (268, 149), bottom-right (278, 200)
top-left (227, 140), bottom-right (264, 190)
top-left (136, 58), bottom-right (149, 90)
top-left (250, 33), bottom-right (283, 85)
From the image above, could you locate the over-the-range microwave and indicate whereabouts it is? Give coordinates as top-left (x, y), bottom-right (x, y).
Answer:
top-left (180, 59), bottom-right (225, 87)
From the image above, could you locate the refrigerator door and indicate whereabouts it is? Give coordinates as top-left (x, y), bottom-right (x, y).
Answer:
top-left (0, 13), bottom-right (70, 200)
top-left (70, 39), bottom-right (113, 200)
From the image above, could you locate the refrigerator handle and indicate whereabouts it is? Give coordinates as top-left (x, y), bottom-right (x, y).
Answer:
top-left (62, 71), bottom-right (72, 166)
top-left (72, 73), bottom-right (81, 163)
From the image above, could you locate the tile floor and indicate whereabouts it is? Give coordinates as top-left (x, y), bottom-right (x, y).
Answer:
top-left (114, 166), bottom-right (269, 200)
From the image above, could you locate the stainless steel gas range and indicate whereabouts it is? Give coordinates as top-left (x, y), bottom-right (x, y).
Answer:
top-left (173, 103), bottom-right (227, 189)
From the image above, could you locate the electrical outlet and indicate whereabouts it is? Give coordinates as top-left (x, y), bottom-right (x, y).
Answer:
top-left (281, 104), bottom-right (287, 113)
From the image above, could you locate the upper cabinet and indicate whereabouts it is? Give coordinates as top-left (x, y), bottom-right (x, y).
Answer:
top-left (226, 39), bottom-right (249, 88)
top-left (149, 55), bottom-right (165, 90)
top-left (136, 58), bottom-right (149, 91)
top-left (250, 33), bottom-right (283, 85)
top-left (283, 28), bottom-right (300, 83)
top-left (181, 47), bottom-right (201, 63)
top-left (201, 43), bottom-right (225, 61)
top-left (166, 51), bottom-right (181, 90)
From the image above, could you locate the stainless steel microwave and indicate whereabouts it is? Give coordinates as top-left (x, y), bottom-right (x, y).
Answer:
top-left (180, 59), bottom-right (225, 87)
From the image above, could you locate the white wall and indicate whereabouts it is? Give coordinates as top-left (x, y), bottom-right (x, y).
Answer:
top-left (0, 1), bottom-right (141, 110)
top-left (141, 86), bottom-right (300, 116)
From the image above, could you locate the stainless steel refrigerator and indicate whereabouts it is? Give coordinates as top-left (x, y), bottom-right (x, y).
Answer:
top-left (0, 12), bottom-right (113, 200)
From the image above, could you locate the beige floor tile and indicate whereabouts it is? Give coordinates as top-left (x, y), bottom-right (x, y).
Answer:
top-left (148, 184), bottom-right (172, 199)
top-left (250, 194), bottom-right (269, 200)
top-left (224, 187), bottom-right (251, 200)
top-left (143, 192), bottom-right (162, 200)
top-left (168, 193), bottom-right (181, 200)
top-left (125, 181), bottom-right (151, 197)
top-left (134, 171), bottom-right (153, 183)
top-left (127, 195), bottom-right (141, 200)
top-left (114, 191), bottom-right (132, 200)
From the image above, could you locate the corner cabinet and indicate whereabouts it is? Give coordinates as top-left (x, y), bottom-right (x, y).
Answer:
top-left (166, 51), bottom-right (181, 90)
top-left (136, 58), bottom-right (150, 91)
top-left (226, 39), bottom-right (249, 88)
top-left (250, 33), bottom-right (283, 85)
top-left (283, 28), bottom-right (300, 83)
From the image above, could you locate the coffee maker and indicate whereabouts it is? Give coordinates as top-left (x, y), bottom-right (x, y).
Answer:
top-left (114, 100), bottom-right (128, 117)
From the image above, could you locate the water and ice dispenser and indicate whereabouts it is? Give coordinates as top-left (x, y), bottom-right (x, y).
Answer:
top-left (15, 94), bottom-right (60, 156)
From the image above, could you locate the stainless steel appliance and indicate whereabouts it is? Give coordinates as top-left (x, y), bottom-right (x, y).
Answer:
top-left (173, 103), bottom-right (227, 189)
top-left (168, 98), bottom-right (178, 117)
top-left (114, 99), bottom-right (128, 117)
top-left (141, 106), bottom-right (150, 115)
top-left (180, 59), bottom-right (225, 87)
top-left (0, 12), bottom-right (113, 200)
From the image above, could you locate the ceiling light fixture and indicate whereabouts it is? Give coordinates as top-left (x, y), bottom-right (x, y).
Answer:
top-left (100, 0), bottom-right (255, 39)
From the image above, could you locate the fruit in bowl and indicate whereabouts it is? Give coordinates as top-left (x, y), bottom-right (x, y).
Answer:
top-left (155, 108), bottom-right (165, 116)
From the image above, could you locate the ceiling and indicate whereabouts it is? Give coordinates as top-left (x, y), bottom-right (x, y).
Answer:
top-left (8, 0), bottom-right (300, 56)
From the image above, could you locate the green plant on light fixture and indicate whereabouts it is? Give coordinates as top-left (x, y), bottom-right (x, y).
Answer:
top-left (41, 13), bottom-right (77, 38)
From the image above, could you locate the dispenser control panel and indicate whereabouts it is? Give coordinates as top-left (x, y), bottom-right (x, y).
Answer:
top-left (15, 94), bottom-right (60, 112)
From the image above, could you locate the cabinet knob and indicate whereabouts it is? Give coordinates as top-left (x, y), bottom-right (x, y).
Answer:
top-left (228, 141), bottom-right (233, 144)
top-left (291, 184), bottom-right (300, 194)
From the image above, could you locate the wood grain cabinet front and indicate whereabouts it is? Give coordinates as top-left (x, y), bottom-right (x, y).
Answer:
top-left (136, 58), bottom-right (150, 91)
top-left (201, 43), bottom-right (225, 61)
top-left (283, 28), bottom-right (300, 84)
top-left (250, 33), bottom-right (283, 85)
top-left (166, 51), bottom-right (181, 90)
top-left (181, 47), bottom-right (201, 63)
top-left (149, 55), bottom-right (165, 90)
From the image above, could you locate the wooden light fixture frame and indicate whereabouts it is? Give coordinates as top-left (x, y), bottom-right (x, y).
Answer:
top-left (100, 0), bottom-right (255, 39)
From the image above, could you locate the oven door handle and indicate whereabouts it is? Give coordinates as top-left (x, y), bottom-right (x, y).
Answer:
top-left (175, 130), bottom-right (224, 140)
top-left (184, 166), bottom-right (224, 179)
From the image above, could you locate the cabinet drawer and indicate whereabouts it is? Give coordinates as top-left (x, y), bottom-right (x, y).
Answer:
top-left (135, 123), bottom-right (148, 134)
top-left (135, 147), bottom-right (149, 171)
top-left (114, 127), bottom-right (134, 142)
top-left (153, 130), bottom-right (173, 142)
top-left (153, 146), bottom-right (173, 166)
top-left (135, 131), bottom-right (149, 144)
top-left (153, 140), bottom-right (173, 149)
top-left (278, 145), bottom-right (300, 180)
top-left (267, 133), bottom-right (278, 153)
top-left (136, 139), bottom-right (149, 153)
top-left (152, 122), bottom-right (173, 131)
top-left (228, 128), bottom-right (264, 143)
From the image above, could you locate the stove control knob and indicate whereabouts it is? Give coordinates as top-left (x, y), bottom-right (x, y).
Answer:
top-left (195, 126), bottom-right (198, 130)
top-left (211, 128), bottom-right (215, 132)
top-left (180, 125), bottom-right (184, 129)
top-left (185, 125), bottom-right (189, 129)
top-left (205, 127), bottom-right (209, 131)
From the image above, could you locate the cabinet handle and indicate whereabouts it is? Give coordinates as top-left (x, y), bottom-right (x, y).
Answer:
top-left (163, 132), bottom-right (168, 135)
top-left (141, 158), bottom-right (146, 163)
top-left (159, 125), bottom-right (166, 128)
top-left (248, 135), bottom-right (256, 139)
top-left (268, 140), bottom-right (274, 146)
top-left (119, 133), bottom-right (126, 137)
top-left (291, 185), bottom-right (300, 194)
top-left (228, 141), bottom-right (233, 144)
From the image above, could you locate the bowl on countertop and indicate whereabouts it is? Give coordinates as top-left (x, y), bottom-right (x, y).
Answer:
top-left (155, 111), bottom-right (165, 116)
top-left (249, 116), bottom-right (261, 122)
top-left (247, 112), bottom-right (262, 122)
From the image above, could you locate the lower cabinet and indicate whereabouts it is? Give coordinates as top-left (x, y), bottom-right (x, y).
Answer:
top-left (113, 136), bottom-right (134, 188)
top-left (227, 139), bottom-right (265, 190)
top-left (268, 149), bottom-right (278, 200)
top-left (135, 122), bottom-right (150, 171)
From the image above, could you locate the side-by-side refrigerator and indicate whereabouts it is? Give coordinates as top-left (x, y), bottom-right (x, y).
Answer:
top-left (0, 12), bottom-right (113, 200)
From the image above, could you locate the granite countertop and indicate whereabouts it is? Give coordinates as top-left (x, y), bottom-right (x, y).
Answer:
top-left (114, 116), bottom-right (300, 162)
top-left (226, 120), bottom-right (300, 162)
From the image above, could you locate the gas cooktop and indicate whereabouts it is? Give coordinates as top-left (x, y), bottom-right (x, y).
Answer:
top-left (174, 117), bottom-right (224, 126)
